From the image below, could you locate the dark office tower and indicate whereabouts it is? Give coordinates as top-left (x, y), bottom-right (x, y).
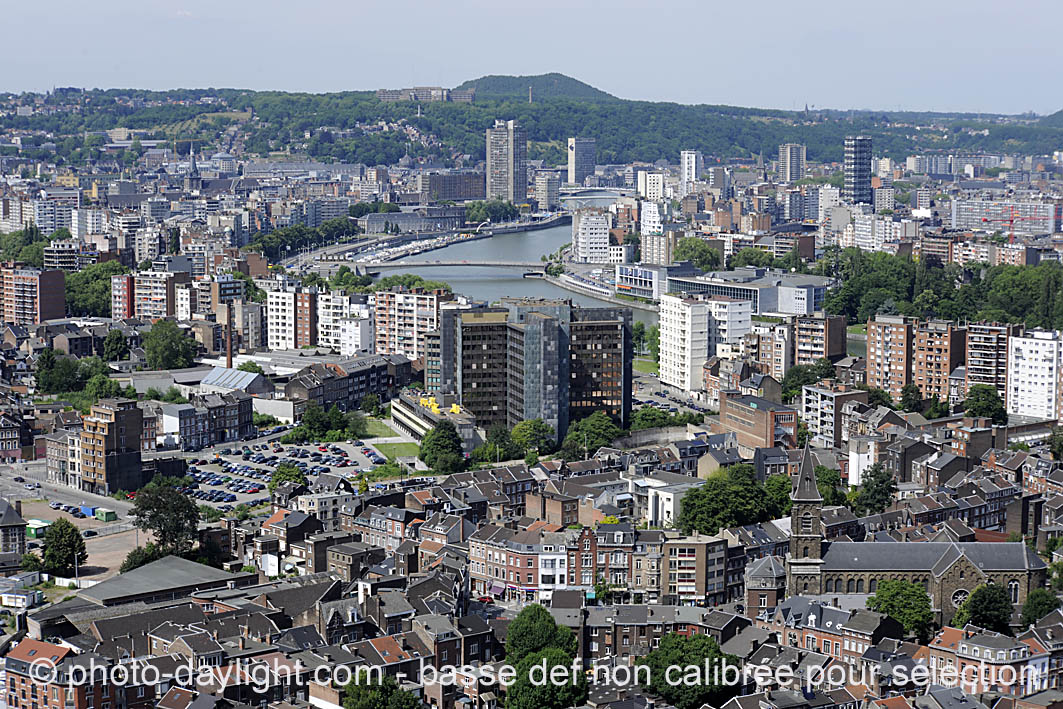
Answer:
top-left (486, 119), bottom-right (528, 203)
top-left (843, 135), bottom-right (872, 204)
top-left (455, 310), bottom-right (511, 431)
top-left (568, 307), bottom-right (633, 429)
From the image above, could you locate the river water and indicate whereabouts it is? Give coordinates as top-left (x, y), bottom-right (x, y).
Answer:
top-left (390, 191), bottom-right (660, 325)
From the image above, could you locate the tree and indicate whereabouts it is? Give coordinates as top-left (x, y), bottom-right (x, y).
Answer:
top-left (731, 247), bottom-right (774, 269)
top-left (20, 552), bottom-right (43, 572)
top-left (130, 476), bottom-right (200, 555)
top-left (269, 463), bottom-right (308, 493)
top-left (120, 544), bottom-right (165, 573)
top-left (84, 373), bottom-right (123, 402)
top-left (42, 518), bottom-right (87, 576)
top-left (673, 237), bottom-right (721, 271)
top-left (964, 384), bottom-right (1007, 425)
top-left (237, 361), bottom-right (264, 374)
top-left (632, 321), bottom-right (646, 354)
top-left (867, 580), bottom-right (934, 641)
top-left (360, 393), bottom-right (381, 417)
top-left (780, 358), bottom-right (836, 402)
top-left (638, 633), bottom-right (738, 709)
top-left (852, 463), bottom-right (896, 516)
top-left (506, 647), bottom-right (587, 709)
top-left (143, 319), bottom-right (197, 370)
top-left (952, 584), bottom-right (1014, 634)
top-left (511, 418), bottom-right (556, 453)
top-left (419, 421), bottom-right (465, 472)
top-left (505, 604), bottom-right (577, 664)
top-left (900, 383), bottom-right (923, 413)
top-left (561, 412), bottom-right (621, 459)
top-left (815, 466), bottom-right (848, 507)
top-left (66, 260), bottom-right (130, 317)
top-left (647, 325), bottom-right (660, 361)
top-left (342, 676), bottom-right (421, 709)
top-left (678, 464), bottom-right (771, 534)
top-left (102, 329), bottom-right (129, 362)
top-left (357, 477), bottom-right (369, 495)
top-left (631, 406), bottom-right (670, 430)
top-left (764, 474), bottom-right (792, 518)
top-left (1051, 430), bottom-right (1063, 461)
top-left (301, 402), bottom-right (330, 438)
top-left (926, 395), bottom-right (950, 419)
top-left (1021, 588), bottom-right (1060, 627)
top-left (863, 387), bottom-right (895, 409)
top-left (138, 259), bottom-right (153, 271)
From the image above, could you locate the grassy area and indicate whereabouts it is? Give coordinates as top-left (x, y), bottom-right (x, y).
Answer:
top-left (365, 419), bottom-right (395, 438)
top-left (634, 358), bottom-right (659, 375)
top-left (374, 442), bottom-right (420, 460)
top-left (847, 324), bottom-right (866, 334)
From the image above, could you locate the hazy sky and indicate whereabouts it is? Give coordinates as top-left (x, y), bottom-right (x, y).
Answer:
top-left (6, 0), bottom-right (1060, 115)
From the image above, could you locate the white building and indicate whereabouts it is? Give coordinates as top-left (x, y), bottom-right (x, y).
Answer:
top-left (338, 317), bottom-right (375, 356)
top-left (571, 210), bottom-right (611, 263)
top-left (873, 187), bottom-right (895, 213)
top-left (317, 292), bottom-right (369, 351)
top-left (778, 143), bottom-right (807, 184)
top-left (638, 171), bottom-right (665, 202)
top-left (660, 293), bottom-right (752, 392)
top-left (71, 208), bottom-right (106, 239)
top-left (640, 202), bottom-right (663, 236)
top-left (679, 150), bottom-right (703, 196)
top-left (1007, 329), bottom-right (1063, 420)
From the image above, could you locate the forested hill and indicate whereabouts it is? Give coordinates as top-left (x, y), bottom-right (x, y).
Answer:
top-left (455, 73), bottom-right (617, 102)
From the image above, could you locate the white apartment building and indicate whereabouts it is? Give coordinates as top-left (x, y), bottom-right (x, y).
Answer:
top-left (1006, 329), bottom-right (1063, 420)
top-left (660, 294), bottom-right (752, 392)
top-left (641, 202), bottom-right (663, 236)
top-left (71, 208), bottom-right (106, 239)
top-left (317, 292), bottom-right (370, 350)
top-left (267, 288), bottom-right (318, 351)
top-left (873, 187), bottom-right (895, 213)
top-left (679, 150), bottom-right (703, 196)
top-left (638, 171), bottom-right (665, 202)
top-left (339, 317), bottom-right (375, 356)
top-left (374, 288), bottom-right (451, 360)
top-left (571, 210), bottom-right (611, 263)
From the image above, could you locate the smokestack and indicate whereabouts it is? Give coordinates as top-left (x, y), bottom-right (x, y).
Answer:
top-left (226, 305), bottom-right (233, 370)
top-left (14, 500), bottom-right (21, 517)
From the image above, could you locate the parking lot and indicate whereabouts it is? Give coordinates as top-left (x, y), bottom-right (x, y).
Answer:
top-left (633, 371), bottom-right (711, 415)
top-left (178, 430), bottom-right (411, 513)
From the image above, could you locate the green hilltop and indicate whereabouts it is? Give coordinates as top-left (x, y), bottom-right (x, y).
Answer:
top-left (455, 73), bottom-right (618, 102)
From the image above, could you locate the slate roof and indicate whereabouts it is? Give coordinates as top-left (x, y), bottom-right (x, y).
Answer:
top-left (821, 541), bottom-right (1045, 574)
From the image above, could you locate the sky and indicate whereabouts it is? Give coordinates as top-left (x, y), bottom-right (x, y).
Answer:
top-left (5, 0), bottom-right (1061, 115)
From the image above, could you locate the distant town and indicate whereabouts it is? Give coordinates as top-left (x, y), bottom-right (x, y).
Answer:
top-left (0, 78), bottom-right (1061, 709)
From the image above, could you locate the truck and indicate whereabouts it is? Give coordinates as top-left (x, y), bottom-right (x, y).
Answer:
top-left (79, 504), bottom-right (96, 517)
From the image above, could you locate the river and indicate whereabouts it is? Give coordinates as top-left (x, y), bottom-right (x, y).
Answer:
top-left (387, 191), bottom-right (659, 326)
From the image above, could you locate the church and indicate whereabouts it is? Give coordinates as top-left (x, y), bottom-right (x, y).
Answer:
top-left (785, 446), bottom-right (1047, 625)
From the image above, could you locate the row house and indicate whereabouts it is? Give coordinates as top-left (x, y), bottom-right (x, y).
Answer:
top-left (927, 625), bottom-right (1049, 696)
top-left (581, 605), bottom-right (750, 665)
top-left (756, 597), bottom-right (904, 667)
top-left (345, 505), bottom-right (421, 554)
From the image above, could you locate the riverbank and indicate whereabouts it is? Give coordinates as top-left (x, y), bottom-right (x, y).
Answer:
top-left (545, 274), bottom-right (660, 313)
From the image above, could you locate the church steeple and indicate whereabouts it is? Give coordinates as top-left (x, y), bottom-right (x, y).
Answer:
top-left (786, 443), bottom-right (825, 597)
top-left (188, 144), bottom-right (199, 177)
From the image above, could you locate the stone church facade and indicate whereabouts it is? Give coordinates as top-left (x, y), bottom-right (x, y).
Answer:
top-left (785, 446), bottom-right (1047, 625)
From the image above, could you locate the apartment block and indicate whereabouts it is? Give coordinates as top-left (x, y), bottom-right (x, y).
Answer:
top-left (267, 287), bottom-right (318, 350)
top-left (913, 320), bottom-right (967, 402)
top-left (1007, 329), bottom-right (1063, 420)
top-left (641, 231), bottom-right (678, 265)
top-left (716, 391), bottom-right (798, 453)
top-left (79, 398), bottom-right (143, 495)
top-left (801, 380), bottom-right (869, 448)
top-left (966, 322), bottom-right (1022, 407)
top-left (0, 265), bottom-right (65, 325)
top-left (132, 270), bottom-right (191, 321)
top-left (374, 288), bottom-right (454, 362)
top-left (866, 314), bottom-right (914, 403)
top-left (794, 312), bottom-right (847, 367)
top-left (660, 294), bottom-right (752, 392)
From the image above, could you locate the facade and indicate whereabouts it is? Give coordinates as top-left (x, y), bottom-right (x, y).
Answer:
top-left (951, 200), bottom-right (1061, 237)
top-left (640, 202), bottom-right (663, 237)
top-left (571, 210), bottom-right (611, 263)
top-left (717, 391), bottom-right (797, 452)
top-left (914, 320), bottom-right (967, 402)
top-left (485, 119), bottom-right (527, 203)
top-left (533, 171), bottom-right (560, 210)
top-left (843, 135), bottom-right (872, 204)
top-left (967, 322), bottom-right (1021, 407)
top-left (800, 381), bottom-right (869, 448)
top-left (1007, 329), bottom-right (1063, 420)
top-left (866, 314), bottom-right (914, 403)
top-left (778, 143), bottom-right (807, 184)
top-left (794, 312), bottom-right (847, 367)
top-left (132, 270), bottom-right (191, 321)
top-left (79, 398), bottom-right (143, 495)
top-left (660, 294), bottom-right (751, 392)
top-left (267, 287), bottom-right (318, 350)
top-left (374, 288), bottom-right (454, 362)
top-left (0, 266), bottom-right (65, 326)
top-left (567, 137), bottom-right (596, 186)
top-left (641, 230), bottom-right (677, 265)
top-left (679, 149), bottom-right (703, 196)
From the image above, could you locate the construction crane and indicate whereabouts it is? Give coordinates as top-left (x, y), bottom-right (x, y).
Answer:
top-left (980, 204), bottom-right (1045, 244)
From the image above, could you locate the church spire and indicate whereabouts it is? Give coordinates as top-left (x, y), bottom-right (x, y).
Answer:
top-left (791, 443), bottom-right (822, 503)
top-left (188, 143), bottom-right (199, 177)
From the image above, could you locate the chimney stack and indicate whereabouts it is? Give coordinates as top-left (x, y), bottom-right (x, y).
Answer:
top-left (225, 305), bottom-right (233, 370)
top-left (14, 500), bottom-right (21, 517)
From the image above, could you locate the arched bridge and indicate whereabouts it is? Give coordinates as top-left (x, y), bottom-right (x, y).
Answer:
top-left (357, 260), bottom-right (545, 270)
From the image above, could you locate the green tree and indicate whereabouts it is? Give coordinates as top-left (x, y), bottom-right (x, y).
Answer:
top-left (420, 421), bottom-right (466, 472)
top-left (84, 374), bottom-right (123, 402)
top-left (561, 411), bottom-right (621, 459)
top-left (952, 584), bottom-right (1014, 634)
top-left (357, 477), bottom-right (369, 495)
top-left (1021, 588), bottom-right (1060, 627)
top-left (1051, 430), bottom-right (1063, 461)
top-left (360, 393), bottom-right (381, 417)
top-left (964, 384), bottom-right (1007, 425)
top-left (20, 552), bottom-right (43, 572)
top-left (42, 517), bottom-right (88, 576)
top-left (863, 387), bottom-right (895, 409)
top-left (67, 260), bottom-right (130, 317)
top-left (900, 383), bottom-right (923, 413)
top-left (301, 402), bottom-right (330, 438)
top-left (731, 247), bottom-right (774, 269)
top-left (237, 360), bottom-right (264, 374)
top-left (130, 476), bottom-right (200, 555)
top-left (631, 407), bottom-right (671, 430)
top-left (852, 463), bottom-right (896, 516)
top-left (102, 329), bottom-right (129, 361)
top-left (269, 463), bottom-right (308, 493)
top-left (780, 358), bottom-right (836, 402)
top-left (678, 464), bottom-right (770, 534)
top-left (638, 633), bottom-right (738, 709)
top-left (342, 676), bottom-right (421, 709)
top-left (926, 395), bottom-right (950, 419)
top-left (764, 474), bottom-right (792, 518)
top-left (632, 321), bottom-right (646, 354)
top-left (815, 466), bottom-right (848, 507)
top-left (120, 544), bottom-right (165, 573)
top-left (506, 647), bottom-right (587, 709)
top-left (673, 237), bottom-right (721, 271)
top-left (647, 325), bottom-right (660, 361)
top-left (511, 418), bottom-right (556, 453)
top-left (505, 604), bottom-right (577, 664)
top-left (143, 320), bottom-right (197, 370)
top-left (866, 579), bottom-right (934, 641)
